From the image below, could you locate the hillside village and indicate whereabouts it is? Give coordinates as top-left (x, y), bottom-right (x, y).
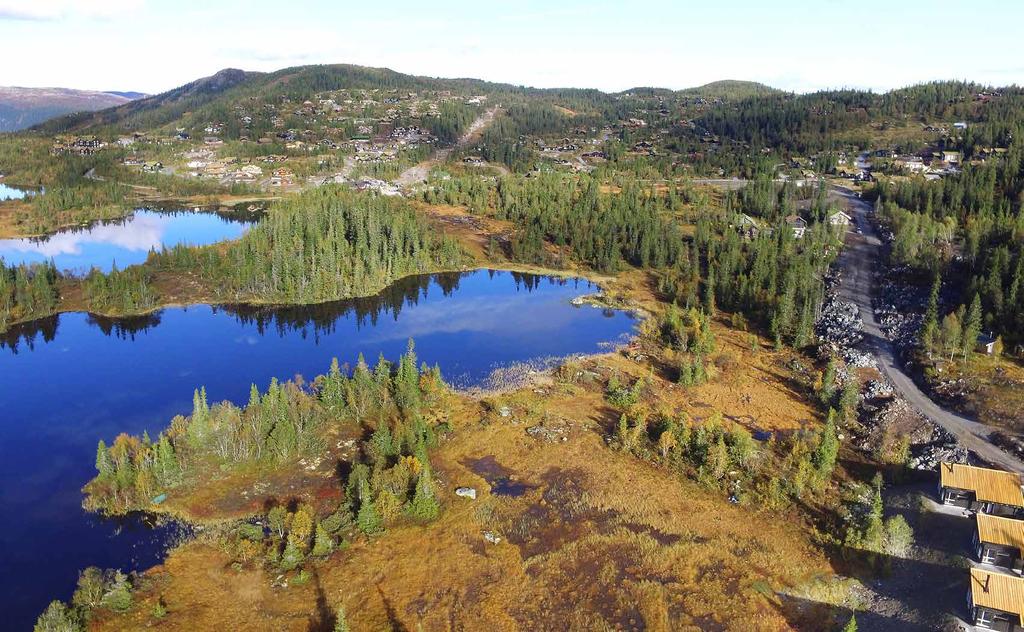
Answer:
top-left (32, 83), bottom-right (1014, 212)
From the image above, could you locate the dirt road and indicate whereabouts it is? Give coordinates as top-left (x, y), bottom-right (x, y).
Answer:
top-left (834, 187), bottom-right (1024, 473)
top-left (394, 107), bottom-right (501, 190)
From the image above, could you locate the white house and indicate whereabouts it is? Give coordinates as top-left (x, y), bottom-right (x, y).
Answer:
top-left (828, 210), bottom-right (852, 227)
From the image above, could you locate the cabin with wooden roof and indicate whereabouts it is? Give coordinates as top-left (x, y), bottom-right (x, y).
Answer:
top-left (939, 462), bottom-right (1024, 517)
top-left (975, 514), bottom-right (1024, 572)
top-left (785, 214), bottom-right (807, 239)
top-left (968, 567), bottom-right (1024, 631)
top-left (735, 213), bottom-right (764, 240)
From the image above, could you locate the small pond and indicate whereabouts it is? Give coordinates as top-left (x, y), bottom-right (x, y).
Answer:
top-left (0, 182), bottom-right (37, 201)
top-left (0, 209), bottom-right (255, 273)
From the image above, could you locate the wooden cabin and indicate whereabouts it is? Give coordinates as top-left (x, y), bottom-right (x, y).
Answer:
top-left (976, 514), bottom-right (1024, 571)
top-left (939, 463), bottom-right (1024, 517)
top-left (968, 568), bottom-right (1024, 631)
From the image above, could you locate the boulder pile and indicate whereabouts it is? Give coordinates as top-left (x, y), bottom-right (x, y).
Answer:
top-left (816, 293), bottom-right (864, 350)
top-left (908, 429), bottom-right (968, 471)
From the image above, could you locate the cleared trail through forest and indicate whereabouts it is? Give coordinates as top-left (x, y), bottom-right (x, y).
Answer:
top-left (395, 107), bottom-right (502, 190)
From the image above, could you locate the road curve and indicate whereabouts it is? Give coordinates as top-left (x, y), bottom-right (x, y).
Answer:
top-left (834, 186), bottom-right (1024, 473)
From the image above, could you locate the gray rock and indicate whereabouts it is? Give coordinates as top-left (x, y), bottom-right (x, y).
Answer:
top-left (864, 380), bottom-right (894, 400)
top-left (526, 420), bottom-right (569, 442)
top-left (455, 487), bottom-right (477, 500)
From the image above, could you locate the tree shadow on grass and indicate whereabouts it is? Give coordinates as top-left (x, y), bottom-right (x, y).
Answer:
top-left (376, 583), bottom-right (409, 632)
top-left (306, 569), bottom-right (337, 632)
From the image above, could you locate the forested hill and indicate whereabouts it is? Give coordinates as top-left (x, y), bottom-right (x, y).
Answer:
top-left (696, 81), bottom-right (1023, 153)
top-left (677, 80), bottom-right (781, 99)
top-left (29, 64), bottom-right (790, 137)
top-left (23, 63), bottom-right (1020, 162)
top-left (30, 64), bottom-right (557, 135)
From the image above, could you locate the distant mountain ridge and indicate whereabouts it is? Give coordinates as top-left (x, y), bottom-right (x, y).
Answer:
top-left (29, 64), bottom-right (790, 136)
top-left (20, 63), bottom-right (1007, 140)
top-left (32, 68), bottom-right (260, 134)
top-left (622, 80), bottom-right (782, 99)
top-left (0, 87), bottom-right (146, 132)
top-left (104, 91), bottom-right (148, 100)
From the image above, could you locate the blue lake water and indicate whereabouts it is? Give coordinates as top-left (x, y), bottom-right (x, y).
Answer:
top-left (0, 209), bottom-right (254, 274)
top-left (0, 269), bottom-right (635, 629)
top-left (0, 182), bottom-right (35, 201)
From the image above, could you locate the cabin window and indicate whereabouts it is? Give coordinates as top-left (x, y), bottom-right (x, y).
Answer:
top-left (981, 547), bottom-right (998, 564)
top-left (975, 607), bottom-right (994, 628)
top-left (981, 546), bottom-right (1013, 566)
top-left (943, 488), bottom-right (969, 504)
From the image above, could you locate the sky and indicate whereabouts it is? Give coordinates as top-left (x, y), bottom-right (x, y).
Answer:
top-left (2, 0), bottom-right (1023, 95)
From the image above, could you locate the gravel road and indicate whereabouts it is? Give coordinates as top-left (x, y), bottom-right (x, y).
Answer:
top-left (834, 186), bottom-right (1024, 473)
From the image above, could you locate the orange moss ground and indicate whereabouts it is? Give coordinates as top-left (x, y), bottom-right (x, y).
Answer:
top-left (0, 199), bottom-right (32, 237)
top-left (92, 338), bottom-right (832, 632)
top-left (412, 202), bottom-right (519, 262)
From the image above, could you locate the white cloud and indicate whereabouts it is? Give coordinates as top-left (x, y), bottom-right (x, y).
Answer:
top-left (0, 213), bottom-right (168, 259)
top-left (0, 0), bottom-right (144, 21)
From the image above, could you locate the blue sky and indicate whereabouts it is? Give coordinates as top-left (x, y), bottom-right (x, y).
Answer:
top-left (2, 0), bottom-right (1022, 94)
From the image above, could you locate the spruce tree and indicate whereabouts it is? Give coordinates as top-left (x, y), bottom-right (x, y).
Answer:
top-left (311, 523), bottom-right (334, 557)
top-left (707, 434), bottom-right (729, 480)
top-left (920, 273), bottom-right (941, 356)
top-left (703, 265), bottom-right (716, 317)
top-left (33, 600), bottom-right (79, 632)
top-left (819, 357), bottom-right (838, 407)
top-left (356, 478), bottom-right (383, 535)
top-left (812, 410), bottom-right (839, 485)
top-left (407, 466), bottom-right (440, 521)
top-left (334, 607), bottom-right (350, 632)
top-left (155, 435), bottom-right (179, 486)
top-left (842, 613), bottom-right (857, 632)
top-left (95, 440), bottom-right (112, 479)
top-left (961, 293), bottom-right (983, 360)
top-left (838, 378), bottom-right (859, 423)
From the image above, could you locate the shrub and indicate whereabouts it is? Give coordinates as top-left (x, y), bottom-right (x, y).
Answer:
top-left (33, 601), bottom-right (80, 632)
top-left (152, 600), bottom-right (168, 619)
top-left (71, 567), bottom-right (105, 610)
top-left (606, 374), bottom-right (642, 409)
top-left (883, 515), bottom-right (914, 558)
top-left (237, 523), bottom-right (264, 542)
top-left (100, 571), bottom-right (132, 613)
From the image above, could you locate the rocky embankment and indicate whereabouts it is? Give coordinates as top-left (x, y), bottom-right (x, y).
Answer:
top-left (816, 269), bottom-right (966, 470)
top-left (870, 220), bottom-right (988, 413)
top-left (874, 266), bottom-right (925, 353)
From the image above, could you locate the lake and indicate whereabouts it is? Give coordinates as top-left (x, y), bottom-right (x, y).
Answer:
top-left (0, 269), bottom-right (635, 629)
top-left (0, 209), bottom-right (255, 274)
